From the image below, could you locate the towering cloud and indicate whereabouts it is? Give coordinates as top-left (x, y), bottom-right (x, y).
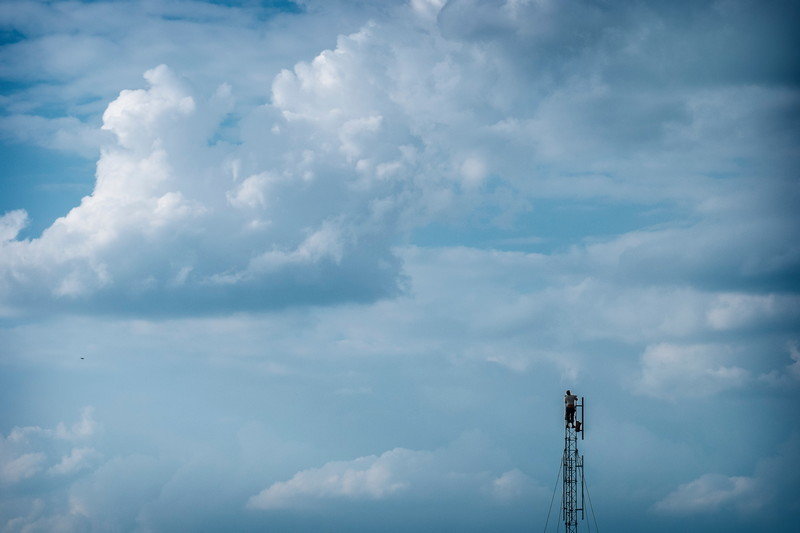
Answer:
top-left (1, 0), bottom-right (798, 317)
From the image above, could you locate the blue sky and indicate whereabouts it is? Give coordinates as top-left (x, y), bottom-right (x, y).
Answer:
top-left (0, 0), bottom-right (798, 531)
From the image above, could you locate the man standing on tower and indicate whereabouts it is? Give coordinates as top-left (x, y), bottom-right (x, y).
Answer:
top-left (565, 390), bottom-right (578, 427)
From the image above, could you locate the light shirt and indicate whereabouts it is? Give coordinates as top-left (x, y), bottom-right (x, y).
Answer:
top-left (565, 394), bottom-right (578, 407)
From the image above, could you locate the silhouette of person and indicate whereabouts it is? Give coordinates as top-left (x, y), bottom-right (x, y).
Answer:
top-left (565, 390), bottom-right (578, 427)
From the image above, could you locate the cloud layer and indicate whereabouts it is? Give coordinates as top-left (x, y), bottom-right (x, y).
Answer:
top-left (2, 0), bottom-right (797, 316)
top-left (1, 0), bottom-right (799, 532)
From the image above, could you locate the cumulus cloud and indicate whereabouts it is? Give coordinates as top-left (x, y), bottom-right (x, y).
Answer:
top-left (0, 407), bottom-right (97, 487)
top-left (654, 473), bottom-right (757, 514)
top-left (5, 406), bottom-right (96, 444)
top-left (0, 408), bottom-right (179, 532)
top-left (1, 452), bottom-right (46, 484)
top-left (248, 433), bottom-right (539, 510)
top-left (635, 343), bottom-right (749, 400)
top-left (0, 210), bottom-right (28, 242)
top-left (490, 469), bottom-right (537, 503)
top-left (247, 448), bottom-right (422, 509)
top-left (0, 60), bottom-right (407, 314)
top-left (655, 435), bottom-right (800, 516)
top-left (66, 454), bottom-right (170, 529)
top-left (0, 0), bottom-right (798, 317)
top-left (48, 447), bottom-right (97, 476)
top-left (54, 406), bottom-right (98, 441)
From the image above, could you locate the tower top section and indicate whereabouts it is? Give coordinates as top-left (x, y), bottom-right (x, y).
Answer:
top-left (561, 393), bottom-right (586, 532)
top-left (564, 391), bottom-right (584, 438)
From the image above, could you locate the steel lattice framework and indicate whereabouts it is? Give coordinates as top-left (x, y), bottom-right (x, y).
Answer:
top-left (562, 398), bottom-right (585, 532)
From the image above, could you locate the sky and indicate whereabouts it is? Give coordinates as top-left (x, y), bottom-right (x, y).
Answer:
top-left (0, 0), bottom-right (798, 531)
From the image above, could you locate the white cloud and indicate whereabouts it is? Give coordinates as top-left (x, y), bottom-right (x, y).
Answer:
top-left (410, 0), bottom-right (446, 21)
top-left (226, 172), bottom-right (275, 210)
top-left (0, 210), bottom-right (28, 242)
top-left (654, 435), bottom-right (800, 516)
top-left (0, 409), bottom-right (172, 532)
top-left (707, 293), bottom-right (800, 331)
top-left (48, 447), bottom-right (97, 476)
top-left (0, 60), bottom-right (404, 312)
top-left (248, 433), bottom-right (538, 510)
top-left (65, 454), bottom-right (170, 529)
top-left (101, 65), bottom-right (199, 152)
top-left (654, 473), bottom-right (757, 514)
top-left (54, 407), bottom-right (98, 441)
top-left (1, 407), bottom-right (97, 487)
top-left (0, 0), bottom-right (797, 318)
top-left (490, 469), bottom-right (537, 503)
top-left (635, 343), bottom-right (749, 400)
top-left (4, 407), bottom-right (96, 445)
top-left (5, 239), bottom-right (792, 386)
top-left (247, 448), bottom-right (421, 509)
top-left (1, 452), bottom-right (46, 484)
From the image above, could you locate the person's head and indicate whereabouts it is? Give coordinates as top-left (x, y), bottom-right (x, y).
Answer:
top-left (566, 390), bottom-right (571, 395)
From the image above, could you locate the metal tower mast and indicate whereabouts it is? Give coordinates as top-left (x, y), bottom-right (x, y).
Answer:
top-left (562, 396), bottom-right (585, 533)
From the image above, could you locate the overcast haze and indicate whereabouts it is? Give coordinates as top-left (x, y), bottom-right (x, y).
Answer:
top-left (1, 0), bottom-right (799, 531)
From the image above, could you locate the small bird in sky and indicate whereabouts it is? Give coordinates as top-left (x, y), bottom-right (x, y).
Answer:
top-left (81, 357), bottom-right (85, 360)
